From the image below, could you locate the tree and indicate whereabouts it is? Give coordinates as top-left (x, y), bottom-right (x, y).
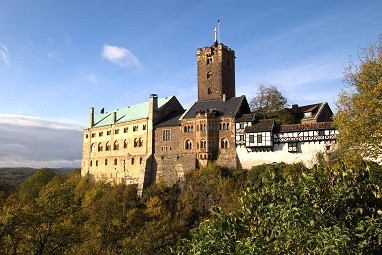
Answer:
top-left (334, 35), bottom-right (382, 162)
top-left (250, 84), bottom-right (288, 115)
top-left (172, 163), bottom-right (382, 254)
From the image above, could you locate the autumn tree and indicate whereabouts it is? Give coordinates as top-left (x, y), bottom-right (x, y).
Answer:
top-left (334, 35), bottom-right (382, 162)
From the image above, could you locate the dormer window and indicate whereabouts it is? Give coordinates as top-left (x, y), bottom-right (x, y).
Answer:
top-left (304, 112), bottom-right (312, 117)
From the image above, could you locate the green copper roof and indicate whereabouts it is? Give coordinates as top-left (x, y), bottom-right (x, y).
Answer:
top-left (91, 96), bottom-right (174, 128)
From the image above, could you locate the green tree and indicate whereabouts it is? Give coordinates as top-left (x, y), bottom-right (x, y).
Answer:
top-left (334, 35), bottom-right (382, 162)
top-left (18, 169), bottom-right (55, 205)
top-left (172, 163), bottom-right (382, 254)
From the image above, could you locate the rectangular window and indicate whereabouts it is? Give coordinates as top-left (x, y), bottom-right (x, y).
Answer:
top-left (240, 123), bottom-right (244, 129)
top-left (133, 126), bottom-right (138, 132)
top-left (107, 130), bottom-right (111, 135)
top-left (91, 133), bottom-right (96, 138)
top-left (115, 129), bottom-right (119, 134)
top-left (249, 135), bottom-right (254, 143)
top-left (163, 130), bottom-right (171, 141)
top-left (304, 112), bottom-right (312, 117)
top-left (240, 135), bottom-right (244, 141)
top-left (143, 124), bottom-right (146, 130)
top-left (99, 131), bottom-right (103, 137)
top-left (85, 134), bottom-right (89, 139)
top-left (288, 143), bottom-right (298, 152)
top-left (257, 134), bottom-right (262, 143)
top-left (318, 130), bottom-right (325, 136)
top-left (124, 127), bottom-right (128, 133)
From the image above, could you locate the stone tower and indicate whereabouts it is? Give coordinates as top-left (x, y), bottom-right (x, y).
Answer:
top-left (197, 41), bottom-right (236, 101)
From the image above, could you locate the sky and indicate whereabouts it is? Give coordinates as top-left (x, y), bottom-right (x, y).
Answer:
top-left (0, 0), bottom-right (381, 168)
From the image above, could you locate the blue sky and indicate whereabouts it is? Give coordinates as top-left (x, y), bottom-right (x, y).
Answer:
top-left (0, 0), bottom-right (381, 167)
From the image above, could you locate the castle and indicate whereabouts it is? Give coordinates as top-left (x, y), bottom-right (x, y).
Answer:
top-left (81, 34), bottom-right (337, 192)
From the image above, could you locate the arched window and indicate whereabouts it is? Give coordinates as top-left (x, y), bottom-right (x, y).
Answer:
top-left (185, 140), bottom-right (192, 150)
top-left (90, 160), bottom-right (92, 166)
top-left (200, 139), bottom-right (206, 149)
top-left (114, 141), bottom-right (119, 150)
top-left (138, 138), bottom-right (143, 147)
top-left (105, 142), bottom-right (111, 151)
top-left (131, 158), bottom-right (135, 165)
top-left (96, 160), bottom-right (98, 166)
top-left (207, 71), bottom-right (212, 79)
top-left (114, 158), bottom-right (117, 165)
top-left (134, 138), bottom-right (138, 148)
top-left (221, 138), bottom-right (229, 149)
top-left (105, 159), bottom-right (108, 165)
top-left (184, 126), bottom-right (187, 132)
top-left (140, 157), bottom-right (143, 164)
top-left (91, 143), bottom-right (96, 152)
top-left (124, 139), bottom-right (128, 148)
top-left (208, 88), bottom-right (212, 94)
top-left (98, 143), bottom-right (103, 151)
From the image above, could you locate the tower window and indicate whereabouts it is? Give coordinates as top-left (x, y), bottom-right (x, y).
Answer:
top-left (208, 88), bottom-right (212, 94)
top-left (207, 72), bottom-right (212, 80)
top-left (207, 57), bottom-right (213, 65)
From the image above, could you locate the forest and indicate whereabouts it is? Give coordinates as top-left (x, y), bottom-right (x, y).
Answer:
top-left (0, 157), bottom-right (382, 254)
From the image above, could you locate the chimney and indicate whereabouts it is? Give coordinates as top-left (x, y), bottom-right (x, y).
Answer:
top-left (148, 94), bottom-right (158, 121)
top-left (112, 111), bottom-right (117, 124)
top-left (222, 93), bottom-right (226, 102)
top-left (90, 107), bottom-right (94, 127)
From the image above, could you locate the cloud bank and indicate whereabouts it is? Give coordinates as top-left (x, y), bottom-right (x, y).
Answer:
top-left (0, 43), bottom-right (10, 65)
top-left (101, 44), bottom-right (141, 68)
top-left (0, 114), bottom-right (83, 168)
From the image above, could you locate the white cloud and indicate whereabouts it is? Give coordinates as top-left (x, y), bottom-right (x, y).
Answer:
top-left (0, 114), bottom-right (84, 131)
top-left (0, 114), bottom-right (83, 168)
top-left (0, 43), bottom-right (10, 65)
top-left (101, 44), bottom-right (142, 68)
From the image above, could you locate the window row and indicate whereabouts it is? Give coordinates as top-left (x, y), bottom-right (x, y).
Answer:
top-left (89, 157), bottom-right (144, 166)
top-left (85, 124), bottom-right (147, 139)
top-left (182, 123), bottom-right (229, 133)
top-left (184, 138), bottom-right (229, 150)
top-left (219, 123), bottom-right (230, 130)
top-left (91, 138), bottom-right (143, 152)
top-left (249, 134), bottom-right (263, 143)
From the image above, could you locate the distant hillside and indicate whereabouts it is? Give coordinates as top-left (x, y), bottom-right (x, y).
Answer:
top-left (0, 167), bottom-right (73, 186)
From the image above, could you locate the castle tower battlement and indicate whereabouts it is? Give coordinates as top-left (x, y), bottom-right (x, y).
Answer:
top-left (197, 42), bottom-right (236, 101)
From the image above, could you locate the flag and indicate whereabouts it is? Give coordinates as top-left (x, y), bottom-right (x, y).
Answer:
top-left (218, 19), bottom-right (221, 25)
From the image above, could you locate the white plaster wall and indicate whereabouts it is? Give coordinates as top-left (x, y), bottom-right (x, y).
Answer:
top-left (237, 141), bottom-right (337, 169)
